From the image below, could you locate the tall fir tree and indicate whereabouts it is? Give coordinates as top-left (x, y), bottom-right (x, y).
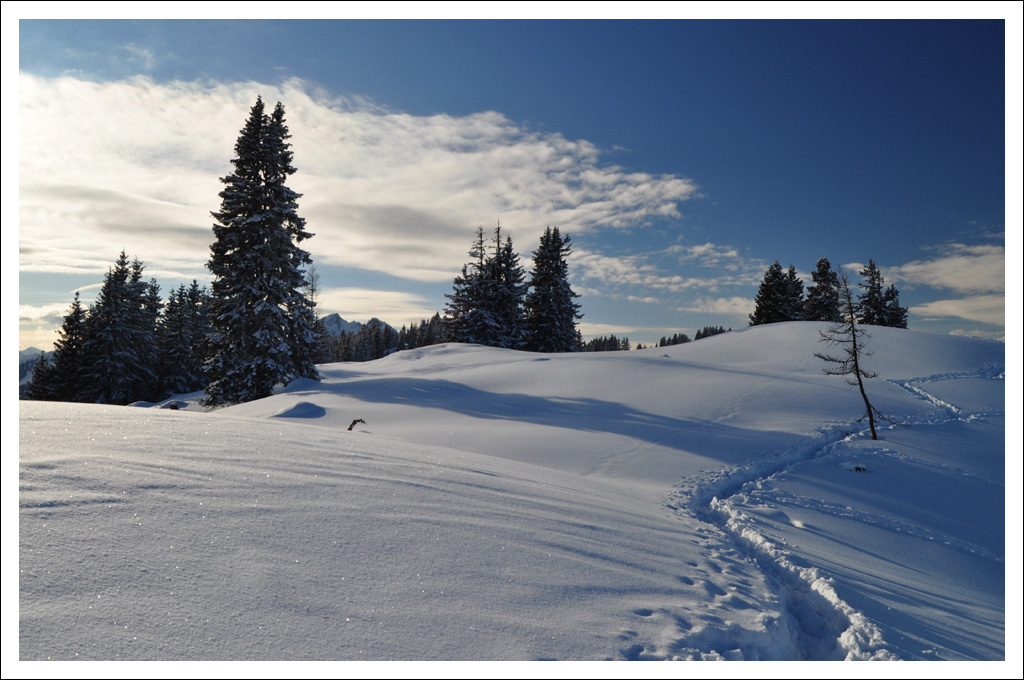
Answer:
top-left (25, 351), bottom-right (57, 401)
top-left (204, 96), bottom-right (320, 406)
top-left (881, 284), bottom-right (908, 329)
top-left (31, 291), bottom-right (88, 401)
top-left (856, 260), bottom-right (887, 326)
top-left (444, 226), bottom-right (505, 346)
top-left (77, 251), bottom-right (157, 404)
top-left (804, 257), bottom-right (842, 322)
top-left (487, 225), bottom-right (527, 349)
top-left (267, 101), bottom-right (320, 381)
top-left (783, 265), bottom-right (805, 321)
top-left (158, 281), bottom-right (211, 396)
top-left (444, 224), bottom-right (529, 349)
top-left (523, 226), bottom-right (582, 353)
top-left (750, 261), bottom-right (788, 325)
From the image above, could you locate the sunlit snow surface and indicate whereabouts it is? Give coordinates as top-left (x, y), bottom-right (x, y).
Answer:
top-left (19, 323), bottom-right (1007, 661)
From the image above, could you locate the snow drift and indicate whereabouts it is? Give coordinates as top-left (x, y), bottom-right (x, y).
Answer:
top-left (18, 323), bottom-right (1008, 661)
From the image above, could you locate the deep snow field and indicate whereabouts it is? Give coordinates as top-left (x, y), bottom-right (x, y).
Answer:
top-left (13, 322), bottom-right (1016, 668)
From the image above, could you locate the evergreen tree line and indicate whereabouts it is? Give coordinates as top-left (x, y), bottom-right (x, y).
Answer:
top-left (654, 326), bottom-right (731, 348)
top-left (581, 325), bottom-right (732, 354)
top-left (695, 325), bottom-right (731, 340)
top-left (443, 223), bottom-right (583, 352)
top-left (580, 335), bottom-right (632, 352)
top-left (27, 252), bottom-right (212, 405)
top-left (749, 258), bottom-right (907, 329)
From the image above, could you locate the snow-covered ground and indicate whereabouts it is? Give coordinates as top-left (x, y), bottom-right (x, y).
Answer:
top-left (15, 322), bottom-right (1015, 665)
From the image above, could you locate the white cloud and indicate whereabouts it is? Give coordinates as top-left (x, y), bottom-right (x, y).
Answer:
top-left (669, 241), bottom-right (742, 268)
top-left (888, 244), bottom-right (1005, 294)
top-left (949, 328), bottom-right (1005, 342)
top-left (318, 287), bottom-right (439, 327)
top-left (676, 296), bottom-right (753, 317)
top-left (121, 44), bottom-right (156, 71)
top-left (577, 322), bottom-right (638, 337)
top-left (910, 295), bottom-right (1004, 327)
top-left (19, 303), bottom-right (70, 326)
top-left (19, 74), bottom-right (698, 284)
top-left (573, 246), bottom-right (761, 297)
top-left (573, 249), bottom-right (713, 294)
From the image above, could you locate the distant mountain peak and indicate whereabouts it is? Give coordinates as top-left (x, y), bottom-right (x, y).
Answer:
top-left (320, 313), bottom-right (363, 337)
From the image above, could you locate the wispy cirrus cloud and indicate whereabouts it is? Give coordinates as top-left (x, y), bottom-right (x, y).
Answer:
top-left (668, 242), bottom-right (744, 270)
top-left (887, 243), bottom-right (1005, 294)
top-left (317, 288), bottom-right (440, 326)
top-left (19, 303), bottom-right (71, 328)
top-left (676, 296), bottom-right (753, 317)
top-left (19, 74), bottom-right (698, 284)
top-left (573, 249), bottom-right (719, 294)
top-left (121, 44), bottom-right (157, 71)
top-left (911, 295), bottom-right (1004, 327)
top-left (572, 241), bottom-right (764, 301)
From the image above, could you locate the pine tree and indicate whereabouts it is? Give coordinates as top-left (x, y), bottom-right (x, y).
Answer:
top-left (804, 257), bottom-right (842, 322)
top-left (78, 251), bottom-right (157, 404)
top-left (856, 260), bottom-right (889, 326)
top-left (523, 226), bottom-right (582, 353)
top-left (133, 268), bottom-right (162, 399)
top-left (159, 285), bottom-right (191, 396)
top-left (159, 281), bottom-right (211, 396)
top-left (40, 292), bottom-right (88, 401)
top-left (784, 265), bottom-right (805, 320)
top-left (268, 102), bottom-right (320, 381)
top-left (444, 227), bottom-right (497, 345)
top-left (488, 227), bottom-right (527, 349)
top-left (750, 262), bottom-right (805, 325)
top-left (24, 351), bottom-right (57, 401)
top-left (749, 261), bottom-right (787, 325)
top-left (881, 284), bottom-right (908, 329)
top-left (204, 97), bottom-right (320, 406)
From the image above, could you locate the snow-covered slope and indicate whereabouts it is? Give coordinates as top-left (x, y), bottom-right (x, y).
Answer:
top-left (17, 323), bottom-right (1010, 662)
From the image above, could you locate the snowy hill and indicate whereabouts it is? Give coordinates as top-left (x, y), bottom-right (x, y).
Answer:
top-left (17, 323), bottom-right (1011, 662)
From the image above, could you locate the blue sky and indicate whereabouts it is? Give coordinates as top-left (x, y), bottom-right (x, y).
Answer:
top-left (9, 8), bottom-right (1017, 352)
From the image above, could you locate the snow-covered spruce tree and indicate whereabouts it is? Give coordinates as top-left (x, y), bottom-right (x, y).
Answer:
top-left (204, 97), bottom-right (320, 406)
top-left (804, 257), bottom-right (842, 322)
top-left (881, 284), bottom-right (908, 329)
top-left (444, 226), bottom-right (496, 345)
top-left (158, 285), bottom-right (192, 396)
top-left (158, 281), bottom-right (211, 396)
top-left (856, 259), bottom-right (887, 326)
top-left (29, 291), bottom-right (88, 401)
top-left (750, 261), bottom-right (806, 325)
top-left (487, 225), bottom-right (528, 349)
top-left (77, 252), bottom-right (159, 404)
top-left (783, 264), bottom-right (805, 321)
top-left (749, 261), bottom-right (787, 325)
top-left (524, 226), bottom-right (582, 352)
top-left (815, 270), bottom-right (896, 440)
top-left (24, 351), bottom-right (56, 401)
top-left (136, 268), bottom-right (163, 397)
top-left (267, 101), bottom-right (320, 381)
